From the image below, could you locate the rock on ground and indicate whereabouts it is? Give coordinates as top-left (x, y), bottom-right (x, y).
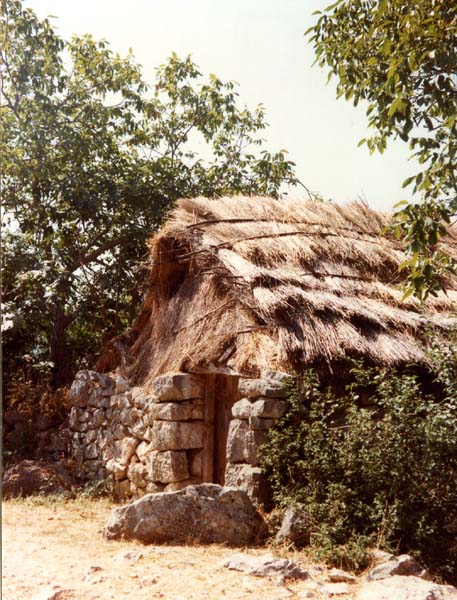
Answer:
top-left (367, 554), bottom-right (429, 581)
top-left (275, 505), bottom-right (312, 547)
top-left (2, 460), bottom-right (73, 499)
top-left (222, 552), bottom-right (310, 580)
top-left (356, 575), bottom-right (457, 600)
top-left (103, 483), bottom-right (265, 546)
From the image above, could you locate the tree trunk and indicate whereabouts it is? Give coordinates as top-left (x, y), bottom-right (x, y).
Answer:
top-left (50, 301), bottom-right (70, 388)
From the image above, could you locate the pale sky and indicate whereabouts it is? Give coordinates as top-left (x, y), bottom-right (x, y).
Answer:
top-left (28, 0), bottom-right (417, 212)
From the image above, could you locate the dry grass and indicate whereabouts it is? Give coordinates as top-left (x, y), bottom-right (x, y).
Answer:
top-left (1, 496), bottom-right (358, 600)
top-left (97, 196), bottom-right (457, 383)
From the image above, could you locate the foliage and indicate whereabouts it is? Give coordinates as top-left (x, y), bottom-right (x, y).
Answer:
top-left (307, 0), bottom-right (457, 299)
top-left (260, 350), bottom-right (457, 582)
top-left (1, 0), bottom-right (299, 390)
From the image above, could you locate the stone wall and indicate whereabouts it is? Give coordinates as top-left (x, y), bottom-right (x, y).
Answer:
top-left (224, 372), bottom-right (291, 504)
top-left (69, 370), bottom-right (205, 499)
top-left (69, 368), bottom-right (292, 503)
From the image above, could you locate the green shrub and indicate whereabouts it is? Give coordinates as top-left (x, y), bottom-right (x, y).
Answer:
top-left (260, 347), bottom-right (457, 582)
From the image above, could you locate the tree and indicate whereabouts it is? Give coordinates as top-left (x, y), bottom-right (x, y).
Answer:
top-left (308, 0), bottom-right (457, 299)
top-left (1, 0), bottom-right (299, 390)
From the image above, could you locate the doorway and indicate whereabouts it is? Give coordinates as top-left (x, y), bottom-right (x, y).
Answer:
top-left (202, 374), bottom-right (239, 485)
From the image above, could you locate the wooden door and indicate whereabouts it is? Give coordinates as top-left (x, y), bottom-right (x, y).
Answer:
top-left (202, 374), bottom-right (239, 485)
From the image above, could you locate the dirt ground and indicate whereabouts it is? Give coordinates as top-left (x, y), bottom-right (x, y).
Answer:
top-left (1, 496), bottom-right (359, 600)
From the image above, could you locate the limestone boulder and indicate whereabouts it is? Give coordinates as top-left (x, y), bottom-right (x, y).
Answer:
top-left (356, 576), bottom-right (457, 600)
top-left (103, 483), bottom-right (264, 545)
top-left (150, 373), bottom-right (204, 402)
top-left (112, 437), bottom-right (139, 466)
top-left (150, 421), bottom-right (204, 451)
top-left (2, 460), bottom-right (73, 498)
top-left (226, 419), bottom-right (249, 463)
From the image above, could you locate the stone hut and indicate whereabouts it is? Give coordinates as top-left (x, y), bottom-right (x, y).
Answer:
top-left (69, 196), bottom-right (457, 502)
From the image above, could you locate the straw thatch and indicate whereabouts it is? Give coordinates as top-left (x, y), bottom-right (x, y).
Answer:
top-left (99, 196), bottom-right (457, 382)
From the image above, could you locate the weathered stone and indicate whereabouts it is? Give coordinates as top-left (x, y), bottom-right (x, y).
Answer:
top-left (222, 552), bottom-right (310, 579)
top-left (131, 386), bottom-right (148, 409)
top-left (115, 376), bottom-right (129, 394)
top-left (146, 450), bottom-right (189, 483)
top-left (78, 421), bottom-right (88, 433)
top-left (248, 416), bottom-right (276, 430)
top-left (367, 554), bottom-right (426, 581)
top-left (356, 576), bottom-right (457, 600)
top-left (145, 481), bottom-right (165, 493)
top-left (188, 449), bottom-right (203, 477)
top-left (251, 398), bottom-right (287, 419)
top-left (111, 394), bottom-right (131, 410)
top-left (112, 424), bottom-right (127, 439)
top-left (88, 389), bottom-right (106, 408)
top-left (92, 409), bottom-right (106, 428)
top-left (71, 438), bottom-right (85, 463)
top-left (226, 419), bottom-right (249, 463)
top-left (150, 402), bottom-right (194, 421)
top-left (151, 421), bottom-right (204, 450)
top-left (130, 418), bottom-right (149, 439)
top-left (238, 378), bottom-right (289, 399)
top-left (164, 477), bottom-right (202, 492)
top-left (2, 460), bottom-right (73, 498)
top-left (136, 441), bottom-right (154, 462)
top-left (102, 446), bottom-right (114, 462)
top-left (69, 408), bottom-right (80, 432)
top-left (85, 443), bottom-right (99, 460)
top-left (97, 430), bottom-right (112, 451)
top-left (85, 429), bottom-right (98, 444)
top-left (99, 373), bottom-right (116, 395)
top-left (224, 463), bottom-right (271, 506)
top-left (106, 459), bottom-right (127, 481)
top-left (150, 372), bottom-right (204, 402)
top-left (328, 568), bottom-right (357, 583)
top-left (128, 462), bottom-right (148, 488)
top-left (232, 398), bottom-right (254, 419)
top-left (244, 430), bottom-right (268, 466)
top-left (275, 505), bottom-right (312, 547)
top-left (112, 437), bottom-right (139, 466)
top-left (79, 410), bottom-right (90, 423)
top-left (70, 370), bottom-right (93, 407)
top-left (321, 583), bottom-right (350, 596)
top-left (103, 483), bottom-right (264, 545)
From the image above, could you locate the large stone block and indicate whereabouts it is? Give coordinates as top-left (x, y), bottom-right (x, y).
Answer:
top-left (146, 450), bottom-right (189, 483)
top-left (150, 373), bottom-right (204, 402)
top-left (232, 398), bottom-right (254, 419)
top-left (103, 484), bottom-right (265, 546)
top-left (244, 430), bottom-right (268, 466)
top-left (150, 402), bottom-right (194, 421)
top-left (150, 421), bottom-right (204, 451)
top-left (238, 378), bottom-right (289, 399)
top-left (131, 387), bottom-right (148, 409)
top-left (251, 398), bottom-right (287, 419)
top-left (226, 419), bottom-right (249, 463)
top-left (248, 416), bottom-right (276, 430)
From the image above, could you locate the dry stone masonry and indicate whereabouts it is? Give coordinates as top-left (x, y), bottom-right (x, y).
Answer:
top-left (69, 369), bottom-right (292, 503)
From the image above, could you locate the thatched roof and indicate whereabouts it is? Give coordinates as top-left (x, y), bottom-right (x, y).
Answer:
top-left (103, 196), bottom-right (457, 382)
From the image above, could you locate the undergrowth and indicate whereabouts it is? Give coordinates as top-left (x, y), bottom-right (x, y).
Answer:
top-left (260, 342), bottom-right (457, 584)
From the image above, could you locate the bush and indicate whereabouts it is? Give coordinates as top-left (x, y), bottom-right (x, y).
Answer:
top-left (260, 347), bottom-right (457, 582)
